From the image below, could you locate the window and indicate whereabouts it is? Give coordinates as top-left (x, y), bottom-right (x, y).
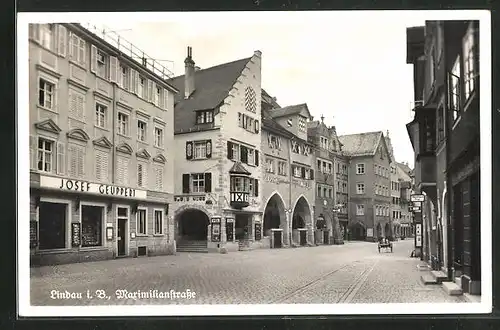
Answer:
top-left (68, 144), bottom-right (86, 178)
top-left (317, 160), bottom-right (321, 171)
top-left (320, 136), bottom-right (329, 149)
top-left (231, 143), bottom-right (240, 161)
top-left (193, 141), bottom-right (207, 159)
top-left (95, 149), bottom-right (109, 182)
top-left (152, 127), bottom-right (164, 149)
top-left (356, 183), bottom-right (365, 194)
top-left (293, 166), bottom-right (302, 178)
top-left (192, 173), bottom-right (205, 193)
top-left (268, 134), bottom-right (282, 150)
top-left (356, 204), bottom-right (365, 216)
top-left (298, 116), bottom-right (306, 133)
top-left (155, 166), bottom-right (164, 191)
top-left (81, 205), bottom-right (103, 247)
top-left (37, 138), bottom-right (54, 173)
top-left (196, 110), bottom-right (214, 124)
top-left (137, 209), bottom-right (147, 235)
top-left (154, 85), bottom-right (161, 107)
top-left (137, 120), bottom-right (147, 142)
top-left (95, 103), bottom-right (107, 128)
top-left (278, 161), bottom-right (287, 176)
top-left (117, 156), bottom-right (130, 185)
top-left (463, 25), bottom-right (477, 101)
top-left (450, 57), bottom-right (461, 122)
top-left (230, 176), bottom-right (251, 193)
top-left (96, 50), bottom-right (108, 79)
top-left (328, 163), bottom-right (332, 174)
top-left (138, 76), bottom-right (146, 99)
top-left (118, 113), bottom-right (129, 136)
top-left (38, 78), bottom-right (55, 110)
top-left (38, 201), bottom-right (67, 250)
top-left (40, 24), bottom-right (55, 50)
top-left (265, 158), bottom-right (275, 173)
top-left (119, 65), bottom-right (129, 90)
top-left (137, 163), bottom-right (148, 188)
top-left (356, 163), bottom-right (365, 175)
top-left (154, 210), bottom-right (163, 235)
top-left (70, 33), bottom-right (86, 66)
top-left (247, 148), bottom-right (255, 165)
top-left (244, 86), bottom-right (257, 113)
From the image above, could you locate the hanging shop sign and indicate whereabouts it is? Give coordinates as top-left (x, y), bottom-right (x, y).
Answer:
top-left (410, 194), bottom-right (425, 202)
top-left (211, 217), bottom-right (221, 242)
top-left (40, 175), bottom-right (147, 200)
top-left (226, 220), bottom-right (234, 242)
top-left (255, 223), bottom-right (262, 241)
top-left (71, 222), bottom-right (81, 247)
top-left (30, 220), bottom-right (38, 248)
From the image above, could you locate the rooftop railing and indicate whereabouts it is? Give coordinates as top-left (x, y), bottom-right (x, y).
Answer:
top-left (78, 22), bottom-right (175, 81)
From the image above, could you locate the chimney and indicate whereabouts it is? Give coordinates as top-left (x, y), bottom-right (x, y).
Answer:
top-left (184, 46), bottom-right (195, 99)
top-left (195, 66), bottom-right (201, 71)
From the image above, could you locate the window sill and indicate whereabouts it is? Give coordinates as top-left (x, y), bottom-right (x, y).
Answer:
top-left (80, 246), bottom-right (108, 251)
top-left (117, 133), bottom-right (131, 139)
top-left (191, 157), bottom-right (209, 161)
top-left (95, 125), bottom-right (110, 132)
top-left (137, 139), bottom-right (148, 145)
top-left (36, 104), bottom-right (58, 114)
top-left (135, 234), bottom-right (149, 237)
top-left (153, 234), bottom-right (165, 237)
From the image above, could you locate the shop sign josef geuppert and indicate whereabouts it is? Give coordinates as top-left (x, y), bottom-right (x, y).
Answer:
top-left (39, 175), bottom-right (147, 199)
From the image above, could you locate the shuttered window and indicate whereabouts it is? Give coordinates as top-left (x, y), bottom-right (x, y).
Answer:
top-left (163, 89), bottom-right (169, 110)
top-left (68, 144), bottom-right (85, 178)
top-left (95, 149), bottom-right (109, 182)
top-left (57, 25), bottom-right (67, 57)
top-left (155, 165), bottom-right (164, 191)
top-left (69, 89), bottom-right (85, 121)
top-left (117, 156), bottom-right (130, 185)
top-left (137, 162), bottom-right (148, 188)
top-left (69, 32), bottom-right (86, 66)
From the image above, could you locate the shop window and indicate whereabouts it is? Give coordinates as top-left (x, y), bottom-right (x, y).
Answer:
top-left (81, 205), bottom-right (103, 247)
top-left (38, 201), bottom-right (67, 250)
top-left (137, 208), bottom-right (147, 235)
top-left (154, 209), bottom-right (163, 235)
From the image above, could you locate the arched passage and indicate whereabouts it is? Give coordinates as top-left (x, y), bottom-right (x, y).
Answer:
top-left (385, 223), bottom-right (391, 239)
top-left (263, 193), bottom-right (286, 235)
top-left (292, 196), bottom-right (312, 246)
top-left (350, 222), bottom-right (366, 241)
top-left (376, 223), bottom-right (382, 239)
top-left (175, 209), bottom-right (210, 241)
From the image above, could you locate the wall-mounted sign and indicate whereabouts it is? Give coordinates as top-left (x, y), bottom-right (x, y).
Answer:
top-left (264, 175), bottom-right (289, 185)
top-left (412, 206), bottom-right (421, 213)
top-left (106, 227), bottom-right (114, 241)
top-left (30, 221), bottom-right (38, 248)
top-left (211, 217), bottom-right (221, 242)
top-left (411, 194), bottom-right (425, 202)
top-left (416, 234), bottom-right (422, 247)
top-left (71, 222), bottom-right (81, 247)
top-left (255, 223), bottom-right (262, 241)
top-left (367, 228), bottom-right (373, 238)
top-left (226, 221), bottom-right (234, 242)
top-left (292, 179), bottom-right (311, 189)
top-left (130, 232), bottom-right (136, 239)
top-left (416, 223), bottom-right (422, 236)
top-left (40, 175), bottom-right (147, 200)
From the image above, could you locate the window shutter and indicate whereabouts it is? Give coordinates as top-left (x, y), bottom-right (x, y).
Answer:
top-left (163, 89), bottom-right (169, 110)
top-left (227, 142), bottom-right (233, 159)
top-left (109, 56), bottom-right (118, 83)
top-left (254, 120), bottom-right (260, 133)
top-left (182, 174), bottom-right (190, 193)
top-left (68, 145), bottom-right (77, 177)
top-left (95, 150), bottom-right (103, 181)
top-left (68, 31), bottom-right (74, 59)
top-left (143, 163), bottom-right (149, 188)
top-left (30, 135), bottom-right (37, 170)
top-left (148, 80), bottom-right (154, 102)
top-left (241, 146), bottom-right (248, 163)
top-left (77, 146), bottom-right (85, 178)
top-left (77, 93), bottom-right (85, 121)
top-left (57, 25), bottom-right (67, 57)
top-left (56, 142), bottom-right (65, 175)
top-left (134, 71), bottom-right (140, 95)
top-left (137, 163), bottom-right (143, 187)
top-left (301, 167), bottom-right (306, 179)
top-left (29, 24), bottom-right (41, 43)
top-left (255, 150), bottom-right (259, 166)
top-left (155, 166), bottom-right (163, 190)
top-left (123, 158), bottom-right (129, 185)
top-left (186, 141), bottom-right (193, 160)
top-left (204, 173), bottom-right (212, 192)
top-left (310, 168), bottom-right (314, 180)
top-left (291, 165), bottom-right (294, 176)
top-left (206, 140), bottom-right (212, 158)
top-left (254, 179), bottom-right (259, 197)
top-left (90, 45), bottom-right (98, 73)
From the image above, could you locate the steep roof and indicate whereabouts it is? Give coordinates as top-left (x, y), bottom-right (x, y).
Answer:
top-left (268, 103), bottom-right (312, 120)
top-left (168, 57), bottom-right (252, 132)
top-left (261, 89), bottom-right (281, 109)
top-left (261, 109), bottom-right (295, 138)
top-left (396, 162), bottom-right (412, 175)
top-left (338, 131), bottom-right (384, 157)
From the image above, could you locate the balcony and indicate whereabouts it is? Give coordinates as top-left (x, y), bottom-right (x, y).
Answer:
top-left (230, 191), bottom-right (250, 209)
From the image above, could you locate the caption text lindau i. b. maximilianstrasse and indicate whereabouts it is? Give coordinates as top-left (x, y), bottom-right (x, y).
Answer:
top-left (50, 289), bottom-right (197, 301)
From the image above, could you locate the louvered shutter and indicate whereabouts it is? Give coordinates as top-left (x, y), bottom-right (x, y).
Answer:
top-left (29, 24), bottom-right (41, 43)
top-left (123, 158), bottom-right (129, 185)
top-left (116, 156), bottom-right (123, 184)
top-left (143, 163), bottom-right (149, 188)
top-left (95, 150), bottom-right (103, 181)
top-left (79, 39), bottom-right (87, 67)
top-left (310, 169), bottom-right (314, 180)
top-left (30, 135), bottom-right (37, 170)
top-left (57, 25), bottom-right (67, 57)
top-left (206, 140), bottom-right (212, 158)
top-left (182, 174), bottom-right (190, 193)
top-left (102, 151), bottom-right (109, 182)
top-left (227, 142), bottom-right (233, 159)
top-left (148, 80), bottom-right (154, 102)
top-left (240, 146), bottom-right (248, 163)
top-left (56, 142), bottom-right (65, 175)
top-left (204, 173), bottom-right (212, 192)
top-left (156, 167), bottom-right (163, 190)
top-left (77, 93), bottom-right (85, 121)
top-left (69, 91), bottom-right (76, 118)
top-left (137, 163), bottom-right (143, 187)
top-left (186, 141), bottom-right (193, 160)
top-left (255, 150), bottom-right (259, 166)
top-left (134, 71), bottom-right (140, 95)
top-left (254, 120), bottom-right (260, 133)
top-left (301, 167), bottom-right (306, 179)
top-left (77, 146), bottom-right (85, 178)
top-left (90, 45), bottom-right (97, 73)
top-left (68, 145), bottom-right (77, 177)
top-left (68, 31), bottom-right (74, 60)
top-left (254, 179), bottom-right (259, 197)
top-left (110, 56), bottom-right (118, 83)
top-left (163, 89), bottom-right (169, 110)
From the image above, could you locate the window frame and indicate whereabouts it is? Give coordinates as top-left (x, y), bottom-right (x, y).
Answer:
top-left (356, 204), bottom-right (365, 216)
top-left (449, 56), bottom-right (462, 125)
top-left (38, 77), bottom-right (56, 111)
top-left (95, 102), bottom-right (107, 129)
top-left (356, 163), bottom-right (365, 175)
top-left (356, 183), bottom-right (365, 195)
top-left (153, 209), bottom-right (164, 236)
top-left (96, 49), bottom-right (109, 80)
top-left (117, 112), bottom-right (130, 136)
top-left (154, 127), bottom-right (164, 148)
top-left (191, 173), bottom-right (205, 193)
top-left (137, 120), bottom-right (147, 142)
top-left (136, 207), bottom-right (148, 236)
top-left (463, 24), bottom-right (477, 102)
top-left (37, 137), bottom-right (55, 173)
top-left (193, 141), bottom-right (207, 159)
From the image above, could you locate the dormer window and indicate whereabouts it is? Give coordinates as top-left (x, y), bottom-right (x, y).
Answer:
top-left (320, 136), bottom-right (329, 150)
top-left (196, 110), bottom-right (214, 124)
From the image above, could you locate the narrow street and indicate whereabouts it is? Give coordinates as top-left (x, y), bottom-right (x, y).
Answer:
top-left (30, 240), bottom-right (467, 305)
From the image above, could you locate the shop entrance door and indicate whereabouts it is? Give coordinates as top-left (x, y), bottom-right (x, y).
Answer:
top-left (117, 218), bottom-right (127, 256)
top-left (323, 230), bottom-right (329, 245)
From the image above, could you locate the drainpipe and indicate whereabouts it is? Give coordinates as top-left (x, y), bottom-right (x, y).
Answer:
top-left (288, 137), bottom-right (293, 245)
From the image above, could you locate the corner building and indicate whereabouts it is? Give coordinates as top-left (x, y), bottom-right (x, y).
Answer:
top-left (28, 23), bottom-right (178, 266)
top-left (169, 48), bottom-right (264, 252)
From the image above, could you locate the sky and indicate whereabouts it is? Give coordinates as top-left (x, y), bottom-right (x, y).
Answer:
top-left (56, 11), bottom-right (480, 169)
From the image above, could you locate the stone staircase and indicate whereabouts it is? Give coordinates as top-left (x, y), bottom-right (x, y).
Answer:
top-left (419, 266), bottom-right (463, 296)
top-left (176, 240), bottom-right (208, 253)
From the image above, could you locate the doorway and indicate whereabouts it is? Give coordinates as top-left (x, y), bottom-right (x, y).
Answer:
top-left (117, 206), bottom-right (129, 257)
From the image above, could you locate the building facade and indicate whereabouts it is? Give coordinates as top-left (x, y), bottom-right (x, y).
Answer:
top-left (406, 20), bottom-right (480, 295)
top-left (307, 117), bottom-right (345, 245)
top-left (339, 132), bottom-right (392, 242)
top-left (169, 48), bottom-right (264, 252)
top-left (396, 162), bottom-right (414, 238)
top-left (29, 23), bottom-right (178, 266)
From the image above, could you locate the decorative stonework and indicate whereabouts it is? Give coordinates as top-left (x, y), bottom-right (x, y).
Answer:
top-left (66, 128), bottom-right (90, 142)
top-left (136, 148), bottom-right (151, 160)
top-left (93, 136), bottom-right (113, 149)
top-left (116, 142), bottom-right (133, 155)
top-left (153, 154), bottom-right (166, 164)
top-left (34, 119), bottom-right (61, 134)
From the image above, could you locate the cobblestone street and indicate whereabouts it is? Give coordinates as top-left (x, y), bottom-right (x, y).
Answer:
top-left (30, 240), bottom-right (467, 305)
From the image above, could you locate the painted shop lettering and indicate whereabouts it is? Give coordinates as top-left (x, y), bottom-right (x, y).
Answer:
top-left (58, 179), bottom-right (136, 197)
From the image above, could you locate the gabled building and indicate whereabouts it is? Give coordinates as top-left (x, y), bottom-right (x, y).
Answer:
top-left (307, 116), bottom-right (346, 245)
top-left (396, 162), bottom-right (414, 238)
top-left (339, 131), bottom-right (393, 241)
top-left (29, 23), bottom-right (178, 266)
top-left (406, 20), bottom-right (480, 296)
top-left (169, 48), bottom-right (264, 252)
top-left (260, 96), bottom-right (317, 248)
